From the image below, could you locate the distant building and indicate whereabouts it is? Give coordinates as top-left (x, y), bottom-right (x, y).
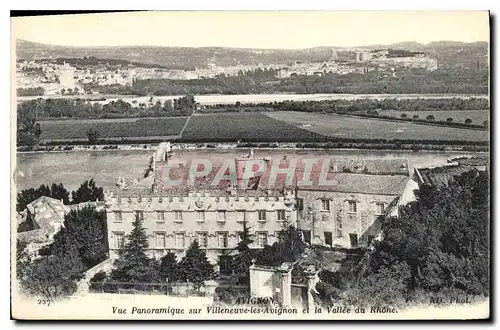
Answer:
top-left (17, 196), bottom-right (105, 260)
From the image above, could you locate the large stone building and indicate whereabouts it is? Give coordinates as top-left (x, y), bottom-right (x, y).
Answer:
top-left (105, 143), bottom-right (411, 270)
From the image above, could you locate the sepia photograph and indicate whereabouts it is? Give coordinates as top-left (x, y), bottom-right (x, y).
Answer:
top-left (10, 10), bottom-right (490, 320)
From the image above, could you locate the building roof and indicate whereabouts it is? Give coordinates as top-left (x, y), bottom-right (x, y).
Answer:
top-left (18, 229), bottom-right (50, 244)
top-left (291, 172), bottom-right (409, 195)
top-left (26, 196), bottom-right (68, 232)
top-left (116, 161), bottom-right (408, 197)
top-left (448, 156), bottom-right (489, 167)
top-left (68, 201), bottom-right (106, 211)
top-left (414, 165), bottom-right (479, 188)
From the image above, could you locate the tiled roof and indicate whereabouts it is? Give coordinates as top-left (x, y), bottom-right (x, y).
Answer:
top-left (68, 201), bottom-right (106, 211)
top-left (26, 196), bottom-right (68, 232)
top-left (448, 156), bottom-right (489, 167)
top-left (415, 165), bottom-right (479, 188)
top-left (17, 229), bottom-right (50, 244)
top-left (116, 158), bottom-right (408, 197)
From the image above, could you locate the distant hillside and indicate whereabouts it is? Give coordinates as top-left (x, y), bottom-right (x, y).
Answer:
top-left (361, 40), bottom-right (489, 69)
top-left (16, 39), bottom-right (488, 70)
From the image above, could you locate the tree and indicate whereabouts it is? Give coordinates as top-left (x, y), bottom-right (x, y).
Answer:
top-left (255, 225), bottom-right (306, 267)
top-left (446, 117), bottom-right (454, 123)
top-left (17, 102), bottom-right (42, 147)
top-left (158, 252), bottom-right (179, 282)
top-left (48, 206), bottom-right (108, 268)
top-left (110, 215), bottom-right (156, 283)
top-left (16, 183), bottom-right (67, 212)
top-left (71, 179), bottom-right (104, 204)
top-left (178, 240), bottom-right (215, 288)
top-left (465, 118), bottom-right (473, 124)
top-left (412, 115), bottom-right (419, 119)
top-left (20, 242), bottom-right (86, 299)
top-left (425, 115), bottom-right (435, 121)
top-left (400, 113), bottom-right (407, 118)
top-left (483, 120), bottom-right (488, 127)
top-left (354, 170), bottom-right (489, 305)
top-left (174, 94), bottom-right (196, 116)
top-left (16, 240), bottom-right (30, 279)
top-left (229, 219), bottom-right (255, 284)
top-left (87, 128), bottom-right (100, 145)
top-left (50, 183), bottom-right (70, 204)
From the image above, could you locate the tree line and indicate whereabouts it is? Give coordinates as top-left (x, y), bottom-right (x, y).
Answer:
top-left (82, 68), bottom-right (488, 96)
top-left (89, 218), bottom-right (306, 299)
top-left (204, 97), bottom-right (489, 113)
top-left (16, 95), bottom-right (196, 146)
top-left (16, 179), bottom-right (104, 213)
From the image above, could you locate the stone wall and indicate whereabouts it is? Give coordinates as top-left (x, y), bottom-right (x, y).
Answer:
top-left (297, 190), bottom-right (399, 248)
top-left (106, 190), bottom-right (297, 264)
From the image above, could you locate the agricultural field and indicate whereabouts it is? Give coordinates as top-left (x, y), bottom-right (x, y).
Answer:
top-left (264, 111), bottom-right (489, 142)
top-left (39, 117), bottom-right (188, 141)
top-left (180, 113), bottom-right (326, 142)
top-left (369, 110), bottom-right (489, 124)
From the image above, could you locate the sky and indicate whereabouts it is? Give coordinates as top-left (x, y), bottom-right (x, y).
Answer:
top-left (11, 11), bottom-right (490, 49)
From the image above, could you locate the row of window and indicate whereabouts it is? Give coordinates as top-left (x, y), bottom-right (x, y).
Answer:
top-left (112, 231), bottom-right (269, 249)
top-left (320, 199), bottom-right (385, 215)
top-left (301, 230), bottom-right (375, 247)
top-left (112, 230), bottom-right (375, 250)
top-left (113, 210), bottom-right (288, 223)
top-left (113, 201), bottom-right (384, 223)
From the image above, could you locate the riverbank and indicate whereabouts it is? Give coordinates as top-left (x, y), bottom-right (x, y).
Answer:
top-left (16, 92), bottom-right (490, 104)
top-left (16, 141), bottom-right (489, 155)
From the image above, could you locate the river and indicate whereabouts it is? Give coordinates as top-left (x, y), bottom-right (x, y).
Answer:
top-left (14, 149), bottom-right (487, 192)
top-left (16, 93), bottom-right (489, 106)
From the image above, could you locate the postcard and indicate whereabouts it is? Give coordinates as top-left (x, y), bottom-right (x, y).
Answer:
top-left (11, 10), bottom-right (490, 320)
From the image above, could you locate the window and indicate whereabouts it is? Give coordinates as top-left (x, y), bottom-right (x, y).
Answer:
top-left (197, 232), bottom-right (208, 248)
top-left (296, 198), bottom-right (304, 211)
top-left (257, 232), bottom-right (268, 248)
top-left (303, 230), bottom-right (311, 244)
top-left (174, 211), bottom-right (183, 222)
top-left (336, 216), bottom-right (343, 237)
top-left (135, 211), bottom-right (144, 221)
top-left (155, 232), bottom-right (166, 248)
top-left (113, 232), bottom-right (125, 248)
top-left (375, 202), bottom-right (385, 215)
top-left (236, 231), bottom-right (243, 244)
top-left (321, 199), bottom-right (331, 212)
top-left (156, 211), bottom-right (165, 222)
top-left (324, 231), bottom-right (333, 246)
top-left (349, 233), bottom-right (358, 248)
top-left (348, 201), bottom-right (357, 214)
top-left (237, 210), bottom-right (246, 222)
top-left (276, 210), bottom-right (286, 221)
top-left (217, 210), bottom-right (227, 222)
top-left (217, 232), bottom-right (228, 248)
top-left (258, 210), bottom-right (267, 222)
top-left (219, 255), bottom-right (233, 276)
top-left (113, 211), bottom-right (122, 222)
top-left (196, 211), bottom-right (205, 222)
top-left (175, 233), bottom-right (185, 249)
